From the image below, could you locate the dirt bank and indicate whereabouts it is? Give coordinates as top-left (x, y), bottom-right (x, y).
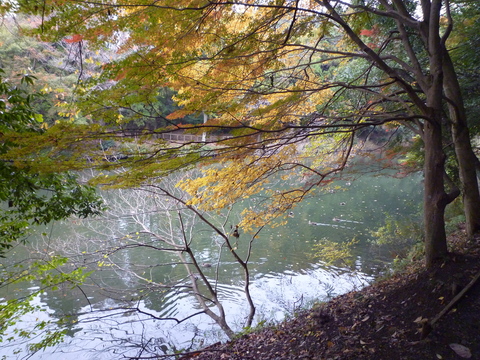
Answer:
top-left (180, 229), bottom-right (480, 360)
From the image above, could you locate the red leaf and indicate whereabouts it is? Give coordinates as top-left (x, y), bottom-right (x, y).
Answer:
top-left (65, 34), bottom-right (83, 43)
top-left (360, 29), bottom-right (374, 36)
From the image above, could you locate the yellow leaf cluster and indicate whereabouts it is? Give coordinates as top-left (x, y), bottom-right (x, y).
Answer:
top-left (177, 146), bottom-right (299, 219)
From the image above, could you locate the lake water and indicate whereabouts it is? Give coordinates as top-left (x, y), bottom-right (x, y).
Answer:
top-left (0, 172), bottom-right (422, 359)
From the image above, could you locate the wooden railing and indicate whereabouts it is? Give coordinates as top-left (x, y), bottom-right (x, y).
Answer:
top-left (155, 132), bottom-right (231, 143)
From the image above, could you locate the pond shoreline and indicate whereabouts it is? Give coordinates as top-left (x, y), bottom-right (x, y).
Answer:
top-left (180, 227), bottom-right (480, 360)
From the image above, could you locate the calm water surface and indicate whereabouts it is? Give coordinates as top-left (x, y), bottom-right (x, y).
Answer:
top-left (0, 172), bottom-right (422, 359)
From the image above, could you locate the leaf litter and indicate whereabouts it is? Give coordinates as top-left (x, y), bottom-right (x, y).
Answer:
top-left (181, 227), bottom-right (480, 360)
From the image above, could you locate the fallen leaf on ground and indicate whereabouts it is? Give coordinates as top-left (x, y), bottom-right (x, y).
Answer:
top-left (449, 343), bottom-right (472, 358)
top-left (413, 316), bottom-right (425, 323)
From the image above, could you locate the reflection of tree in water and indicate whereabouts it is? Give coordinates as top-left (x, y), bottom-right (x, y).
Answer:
top-left (35, 170), bottom-right (259, 358)
top-left (38, 284), bottom-right (85, 338)
top-left (13, 170), bottom-right (422, 358)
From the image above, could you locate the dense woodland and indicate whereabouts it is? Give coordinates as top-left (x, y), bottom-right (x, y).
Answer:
top-left (0, 0), bottom-right (480, 358)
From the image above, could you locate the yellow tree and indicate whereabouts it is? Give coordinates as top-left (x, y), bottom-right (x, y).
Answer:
top-left (10, 0), bottom-right (480, 268)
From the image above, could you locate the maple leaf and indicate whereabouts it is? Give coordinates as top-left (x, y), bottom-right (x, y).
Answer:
top-left (166, 109), bottom-right (191, 120)
top-left (360, 29), bottom-right (375, 37)
top-left (12, 0), bottom-right (480, 270)
top-left (65, 34), bottom-right (83, 43)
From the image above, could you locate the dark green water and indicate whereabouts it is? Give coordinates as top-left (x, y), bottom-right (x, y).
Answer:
top-left (0, 172), bottom-right (422, 359)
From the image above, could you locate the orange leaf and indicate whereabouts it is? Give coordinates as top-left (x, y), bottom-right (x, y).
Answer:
top-left (114, 69), bottom-right (128, 81)
top-left (166, 109), bottom-right (191, 120)
top-left (360, 29), bottom-right (374, 36)
top-left (65, 34), bottom-right (83, 43)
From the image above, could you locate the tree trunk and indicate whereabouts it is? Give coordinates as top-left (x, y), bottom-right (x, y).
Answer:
top-left (420, 0), bottom-right (456, 268)
top-left (423, 117), bottom-right (449, 267)
top-left (442, 51), bottom-right (480, 238)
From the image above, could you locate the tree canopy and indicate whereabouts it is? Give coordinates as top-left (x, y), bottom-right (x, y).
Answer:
top-left (6, 0), bottom-right (480, 267)
top-left (0, 69), bottom-right (104, 254)
top-left (0, 68), bottom-right (106, 355)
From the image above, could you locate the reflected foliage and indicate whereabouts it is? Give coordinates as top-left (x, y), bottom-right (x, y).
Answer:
top-left (0, 254), bottom-right (92, 356)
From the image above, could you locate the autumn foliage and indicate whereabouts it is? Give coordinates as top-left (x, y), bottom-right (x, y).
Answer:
top-left (7, 0), bottom-right (480, 267)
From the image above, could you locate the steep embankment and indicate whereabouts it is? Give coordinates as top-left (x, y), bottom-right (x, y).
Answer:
top-left (180, 229), bottom-right (480, 360)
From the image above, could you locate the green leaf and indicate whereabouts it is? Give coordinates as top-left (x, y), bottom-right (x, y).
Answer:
top-left (34, 113), bottom-right (43, 123)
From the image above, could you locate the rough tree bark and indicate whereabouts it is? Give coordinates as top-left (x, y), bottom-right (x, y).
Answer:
top-left (322, 0), bottom-right (457, 267)
top-left (423, 117), bottom-right (449, 265)
top-left (442, 51), bottom-right (480, 238)
top-left (418, 0), bottom-right (461, 266)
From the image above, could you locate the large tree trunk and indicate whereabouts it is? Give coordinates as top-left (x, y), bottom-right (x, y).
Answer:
top-left (423, 117), bottom-right (449, 267)
top-left (422, 3), bottom-right (452, 267)
top-left (442, 51), bottom-right (480, 238)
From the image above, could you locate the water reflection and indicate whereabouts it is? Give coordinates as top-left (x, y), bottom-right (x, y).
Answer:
top-left (1, 264), bottom-right (372, 360)
top-left (0, 172), bottom-right (422, 359)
